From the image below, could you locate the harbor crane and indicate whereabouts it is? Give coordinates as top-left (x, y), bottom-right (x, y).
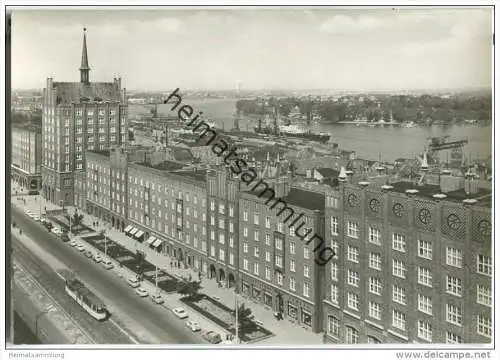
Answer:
top-left (425, 135), bottom-right (468, 169)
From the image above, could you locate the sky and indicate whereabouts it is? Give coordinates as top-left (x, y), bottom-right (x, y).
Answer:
top-left (10, 7), bottom-right (493, 91)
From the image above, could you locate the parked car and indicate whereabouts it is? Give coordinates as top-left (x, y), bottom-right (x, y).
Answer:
top-left (75, 244), bottom-right (85, 252)
top-left (43, 222), bottom-right (53, 231)
top-left (52, 227), bottom-right (63, 235)
top-left (151, 294), bottom-right (164, 304)
top-left (102, 260), bottom-right (114, 270)
top-left (93, 254), bottom-right (102, 263)
top-left (185, 320), bottom-right (201, 332)
top-left (69, 240), bottom-right (78, 247)
top-left (84, 250), bottom-right (93, 258)
top-left (60, 233), bottom-right (70, 242)
top-left (202, 330), bottom-right (222, 344)
top-left (135, 288), bottom-right (149, 297)
top-left (173, 307), bottom-right (188, 319)
top-left (127, 277), bottom-right (140, 288)
top-left (33, 216), bottom-right (41, 222)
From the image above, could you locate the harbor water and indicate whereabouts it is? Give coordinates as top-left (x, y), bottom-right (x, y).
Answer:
top-left (130, 98), bottom-right (492, 162)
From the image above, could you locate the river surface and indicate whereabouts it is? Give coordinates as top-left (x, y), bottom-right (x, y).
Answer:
top-left (130, 98), bottom-right (492, 162)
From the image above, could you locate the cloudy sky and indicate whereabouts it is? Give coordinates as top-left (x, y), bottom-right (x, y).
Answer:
top-left (11, 7), bottom-right (493, 91)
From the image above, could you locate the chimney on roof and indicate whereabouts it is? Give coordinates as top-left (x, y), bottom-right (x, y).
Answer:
top-left (338, 166), bottom-right (347, 183)
top-left (79, 28), bottom-right (90, 84)
top-left (345, 169), bottom-right (354, 184)
top-left (464, 168), bottom-right (479, 196)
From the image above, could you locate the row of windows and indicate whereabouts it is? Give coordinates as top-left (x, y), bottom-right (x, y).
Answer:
top-left (331, 282), bottom-right (492, 312)
top-left (241, 259), bottom-right (311, 298)
top-left (339, 266), bottom-right (492, 305)
top-left (332, 216), bottom-right (492, 272)
top-left (242, 211), bottom-right (313, 234)
top-left (334, 295), bottom-right (492, 339)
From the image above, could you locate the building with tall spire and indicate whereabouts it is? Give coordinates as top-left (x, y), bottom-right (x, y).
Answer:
top-left (41, 28), bottom-right (128, 207)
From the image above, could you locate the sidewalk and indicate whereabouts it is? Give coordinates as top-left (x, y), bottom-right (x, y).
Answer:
top-left (18, 197), bottom-right (323, 344)
top-left (67, 205), bottom-right (323, 345)
top-left (10, 197), bottom-right (227, 344)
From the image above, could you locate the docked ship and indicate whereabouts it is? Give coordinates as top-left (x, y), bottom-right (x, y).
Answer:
top-left (254, 123), bottom-right (331, 143)
top-left (65, 277), bottom-right (108, 320)
top-left (253, 110), bottom-right (331, 143)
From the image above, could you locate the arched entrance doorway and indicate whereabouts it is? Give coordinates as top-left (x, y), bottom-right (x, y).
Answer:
top-left (111, 217), bottom-right (115, 227)
top-left (228, 273), bottom-right (235, 288)
top-left (218, 268), bottom-right (225, 282)
top-left (178, 248), bottom-right (184, 264)
top-left (209, 264), bottom-right (216, 279)
top-left (121, 221), bottom-right (125, 231)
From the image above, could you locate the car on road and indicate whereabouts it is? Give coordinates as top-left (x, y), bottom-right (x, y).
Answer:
top-left (84, 250), bottom-right (93, 258)
top-left (60, 233), bottom-right (70, 242)
top-left (127, 277), bottom-right (140, 288)
top-left (75, 244), bottom-right (85, 252)
top-left (33, 216), bottom-right (41, 222)
top-left (173, 307), bottom-right (188, 319)
top-left (52, 227), bottom-right (63, 235)
top-left (42, 221), bottom-right (53, 231)
top-left (202, 330), bottom-right (222, 344)
top-left (101, 260), bottom-right (114, 270)
top-left (24, 210), bottom-right (33, 217)
top-left (93, 254), bottom-right (102, 263)
top-left (151, 294), bottom-right (164, 304)
top-left (69, 240), bottom-right (78, 247)
top-left (135, 288), bottom-right (149, 297)
top-left (185, 320), bottom-right (201, 332)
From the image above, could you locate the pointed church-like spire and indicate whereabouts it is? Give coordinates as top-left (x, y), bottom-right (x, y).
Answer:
top-left (80, 28), bottom-right (90, 83)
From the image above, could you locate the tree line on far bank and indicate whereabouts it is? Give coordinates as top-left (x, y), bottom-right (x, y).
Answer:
top-left (235, 92), bottom-right (492, 125)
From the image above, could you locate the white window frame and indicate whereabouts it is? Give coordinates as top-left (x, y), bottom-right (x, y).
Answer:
top-left (392, 233), bottom-right (406, 253)
top-left (446, 304), bottom-right (463, 326)
top-left (446, 247), bottom-right (463, 268)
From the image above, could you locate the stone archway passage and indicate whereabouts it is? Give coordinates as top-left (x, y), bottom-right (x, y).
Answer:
top-left (209, 264), bottom-right (216, 279)
top-left (218, 268), bottom-right (225, 282)
top-left (228, 273), bottom-right (235, 288)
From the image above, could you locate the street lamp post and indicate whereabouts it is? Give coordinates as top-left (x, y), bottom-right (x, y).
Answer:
top-left (235, 296), bottom-right (239, 344)
top-left (155, 264), bottom-right (158, 295)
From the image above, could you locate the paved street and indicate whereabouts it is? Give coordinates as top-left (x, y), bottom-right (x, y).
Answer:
top-left (68, 204), bottom-right (323, 345)
top-left (14, 193), bottom-right (323, 344)
top-left (12, 235), bottom-right (133, 344)
top-left (11, 204), bottom-right (208, 345)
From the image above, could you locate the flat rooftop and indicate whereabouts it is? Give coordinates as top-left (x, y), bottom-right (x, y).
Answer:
top-left (174, 169), bottom-right (208, 183)
top-left (137, 160), bottom-right (184, 172)
top-left (389, 181), bottom-right (491, 207)
top-left (245, 187), bottom-right (325, 211)
top-left (87, 149), bottom-right (111, 157)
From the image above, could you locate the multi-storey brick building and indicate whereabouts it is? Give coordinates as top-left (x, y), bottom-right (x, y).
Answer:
top-left (238, 176), bottom-right (327, 333)
top-left (206, 167), bottom-right (241, 287)
top-left (11, 124), bottom-right (42, 191)
top-left (42, 28), bottom-right (128, 206)
top-left (323, 176), bottom-right (492, 344)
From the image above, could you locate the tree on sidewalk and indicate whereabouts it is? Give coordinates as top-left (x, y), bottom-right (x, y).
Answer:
top-left (135, 250), bottom-right (146, 281)
top-left (177, 280), bottom-right (203, 300)
top-left (233, 303), bottom-right (257, 337)
top-left (65, 212), bottom-right (84, 233)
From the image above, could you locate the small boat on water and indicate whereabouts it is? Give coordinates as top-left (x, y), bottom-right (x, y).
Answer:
top-left (401, 121), bottom-right (417, 128)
